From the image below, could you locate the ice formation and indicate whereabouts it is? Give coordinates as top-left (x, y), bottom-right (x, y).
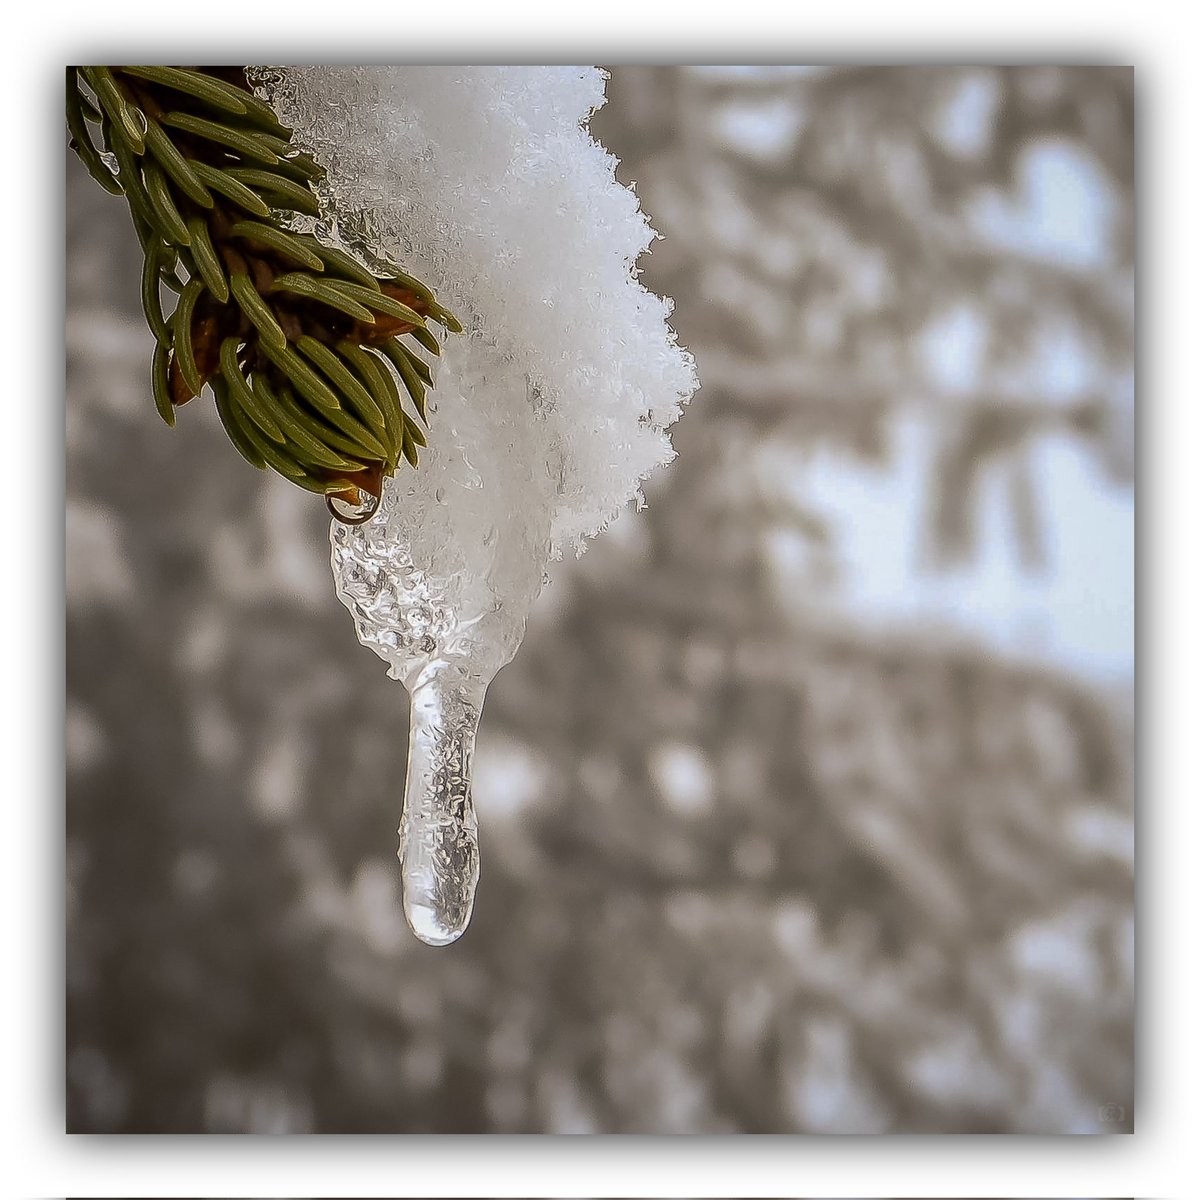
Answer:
top-left (255, 66), bottom-right (698, 945)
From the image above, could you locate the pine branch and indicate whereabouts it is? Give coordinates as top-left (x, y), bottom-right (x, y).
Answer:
top-left (66, 66), bottom-right (462, 524)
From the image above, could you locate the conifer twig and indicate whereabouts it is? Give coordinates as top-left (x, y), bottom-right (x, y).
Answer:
top-left (66, 65), bottom-right (462, 524)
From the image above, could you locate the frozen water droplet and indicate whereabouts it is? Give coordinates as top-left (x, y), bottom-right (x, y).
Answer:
top-left (326, 486), bottom-right (380, 525)
top-left (398, 671), bottom-right (484, 945)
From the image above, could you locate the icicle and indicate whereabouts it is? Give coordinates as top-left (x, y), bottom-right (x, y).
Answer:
top-left (329, 355), bottom-right (554, 948)
top-left (398, 669), bottom-right (485, 944)
top-left (285, 64), bottom-right (700, 947)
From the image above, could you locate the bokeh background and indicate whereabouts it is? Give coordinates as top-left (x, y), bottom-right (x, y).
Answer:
top-left (66, 65), bottom-right (1134, 1134)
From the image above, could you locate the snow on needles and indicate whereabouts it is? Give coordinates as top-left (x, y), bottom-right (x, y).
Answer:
top-left (257, 66), bottom-right (698, 553)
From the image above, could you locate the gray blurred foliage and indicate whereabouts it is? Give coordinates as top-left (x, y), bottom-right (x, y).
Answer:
top-left (66, 66), bottom-right (1133, 1133)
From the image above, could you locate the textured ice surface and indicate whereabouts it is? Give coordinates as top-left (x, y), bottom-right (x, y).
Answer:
top-left (254, 66), bottom-right (698, 943)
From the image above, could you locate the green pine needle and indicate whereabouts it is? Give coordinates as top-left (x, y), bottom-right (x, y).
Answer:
top-left (67, 65), bottom-right (460, 523)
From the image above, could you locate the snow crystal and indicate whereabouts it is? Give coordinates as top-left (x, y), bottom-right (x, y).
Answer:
top-left (257, 66), bottom-right (697, 552)
top-left (256, 65), bottom-right (697, 689)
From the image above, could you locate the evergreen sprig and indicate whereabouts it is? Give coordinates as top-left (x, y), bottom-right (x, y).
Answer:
top-left (66, 65), bottom-right (462, 524)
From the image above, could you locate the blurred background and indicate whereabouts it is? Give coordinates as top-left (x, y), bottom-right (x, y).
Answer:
top-left (66, 65), bottom-right (1134, 1134)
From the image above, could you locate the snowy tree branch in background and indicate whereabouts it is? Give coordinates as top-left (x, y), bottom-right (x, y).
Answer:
top-left (610, 66), bottom-right (1133, 573)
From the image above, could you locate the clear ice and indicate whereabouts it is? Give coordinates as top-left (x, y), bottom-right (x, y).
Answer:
top-left (331, 351), bottom-right (553, 945)
top-left (261, 66), bottom-right (699, 945)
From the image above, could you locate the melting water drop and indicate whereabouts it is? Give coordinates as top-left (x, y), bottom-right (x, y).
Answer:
top-left (397, 670), bottom-right (484, 945)
top-left (327, 485), bottom-right (380, 526)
